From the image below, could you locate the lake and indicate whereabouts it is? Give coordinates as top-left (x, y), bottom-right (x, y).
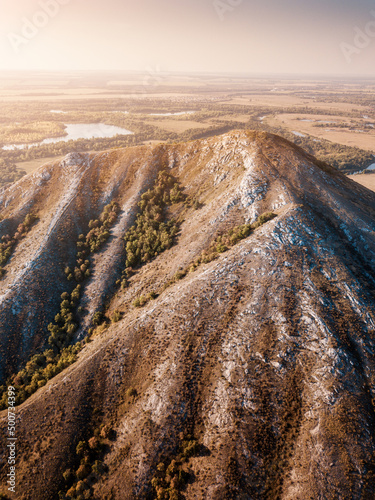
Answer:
top-left (2, 123), bottom-right (134, 151)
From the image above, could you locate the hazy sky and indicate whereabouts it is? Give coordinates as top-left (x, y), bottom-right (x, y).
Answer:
top-left (0, 0), bottom-right (374, 76)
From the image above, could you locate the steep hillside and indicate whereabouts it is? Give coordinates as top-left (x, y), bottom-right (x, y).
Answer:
top-left (1, 130), bottom-right (375, 499)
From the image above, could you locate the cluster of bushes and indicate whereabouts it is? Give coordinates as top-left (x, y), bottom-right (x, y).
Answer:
top-left (47, 286), bottom-right (81, 353)
top-left (46, 202), bottom-right (120, 355)
top-left (151, 437), bottom-right (200, 500)
top-left (58, 424), bottom-right (114, 499)
top-left (116, 266), bottom-right (134, 290)
top-left (0, 202), bottom-right (121, 408)
top-left (110, 310), bottom-right (122, 323)
top-left (0, 343), bottom-right (82, 410)
top-left (65, 201), bottom-right (120, 282)
top-left (132, 292), bottom-right (158, 308)
top-left (187, 212), bottom-right (277, 273)
top-left (123, 171), bottom-right (184, 274)
top-left (128, 212), bottom-right (278, 311)
top-left (184, 196), bottom-right (202, 210)
top-left (0, 213), bottom-right (38, 277)
top-left (85, 203), bottom-right (119, 252)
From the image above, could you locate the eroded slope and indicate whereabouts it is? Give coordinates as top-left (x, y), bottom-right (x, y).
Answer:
top-left (1, 131), bottom-right (375, 499)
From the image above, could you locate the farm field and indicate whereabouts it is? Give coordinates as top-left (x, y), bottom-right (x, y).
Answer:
top-left (0, 71), bottom-right (374, 182)
top-left (15, 156), bottom-right (64, 174)
top-left (265, 113), bottom-right (375, 151)
top-left (348, 173), bottom-right (375, 192)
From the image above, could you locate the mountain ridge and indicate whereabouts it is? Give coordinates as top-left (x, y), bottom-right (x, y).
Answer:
top-left (1, 130), bottom-right (375, 499)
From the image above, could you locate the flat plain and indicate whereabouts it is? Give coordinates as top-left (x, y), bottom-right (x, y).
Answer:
top-left (0, 71), bottom-right (374, 187)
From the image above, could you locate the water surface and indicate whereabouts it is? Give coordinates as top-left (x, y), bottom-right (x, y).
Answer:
top-left (3, 123), bottom-right (133, 151)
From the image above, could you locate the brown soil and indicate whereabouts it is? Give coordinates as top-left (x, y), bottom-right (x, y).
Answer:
top-left (1, 131), bottom-right (375, 499)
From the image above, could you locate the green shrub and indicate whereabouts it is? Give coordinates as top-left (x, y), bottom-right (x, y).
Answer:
top-left (92, 311), bottom-right (103, 326)
top-left (63, 469), bottom-right (75, 485)
top-left (76, 463), bottom-right (91, 480)
top-left (181, 439), bottom-right (199, 459)
top-left (120, 279), bottom-right (128, 289)
top-left (111, 310), bottom-right (122, 323)
top-left (173, 271), bottom-right (186, 281)
top-left (76, 441), bottom-right (87, 457)
top-left (258, 211), bottom-right (277, 225)
top-left (133, 296), bottom-right (148, 308)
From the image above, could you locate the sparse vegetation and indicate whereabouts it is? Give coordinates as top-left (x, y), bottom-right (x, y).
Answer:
top-left (133, 295), bottom-right (148, 308)
top-left (185, 196), bottom-right (202, 210)
top-left (126, 212), bottom-right (278, 311)
top-left (0, 212), bottom-right (38, 278)
top-left (48, 202), bottom-right (119, 350)
top-left (75, 201), bottom-right (120, 280)
top-left (187, 212), bottom-right (277, 273)
top-left (151, 436), bottom-right (200, 499)
top-left (132, 292), bottom-right (157, 308)
top-left (58, 423), bottom-right (114, 499)
top-left (0, 343), bottom-right (83, 409)
top-left (0, 202), bottom-right (120, 408)
top-left (92, 311), bottom-right (104, 326)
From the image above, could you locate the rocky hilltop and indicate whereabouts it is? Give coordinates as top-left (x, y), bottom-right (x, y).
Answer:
top-left (1, 130), bottom-right (375, 499)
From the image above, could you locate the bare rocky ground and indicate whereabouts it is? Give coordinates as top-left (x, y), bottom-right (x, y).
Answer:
top-left (1, 131), bottom-right (375, 499)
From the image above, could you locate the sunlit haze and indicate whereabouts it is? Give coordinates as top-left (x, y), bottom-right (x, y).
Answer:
top-left (0, 0), bottom-right (374, 76)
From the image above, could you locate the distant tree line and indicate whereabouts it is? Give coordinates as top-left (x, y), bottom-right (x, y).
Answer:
top-left (0, 158), bottom-right (26, 188)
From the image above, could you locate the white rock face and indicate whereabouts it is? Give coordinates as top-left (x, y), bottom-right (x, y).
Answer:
top-left (1, 131), bottom-right (375, 500)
